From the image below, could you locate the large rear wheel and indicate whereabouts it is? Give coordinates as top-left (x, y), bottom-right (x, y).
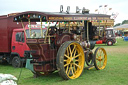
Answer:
top-left (94, 47), bottom-right (107, 70)
top-left (56, 41), bottom-right (85, 80)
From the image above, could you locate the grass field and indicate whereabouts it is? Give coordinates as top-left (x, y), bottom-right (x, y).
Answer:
top-left (0, 38), bottom-right (128, 85)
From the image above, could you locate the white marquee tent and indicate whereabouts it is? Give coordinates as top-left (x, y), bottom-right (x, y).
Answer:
top-left (114, 24), bottom-right (128, 30)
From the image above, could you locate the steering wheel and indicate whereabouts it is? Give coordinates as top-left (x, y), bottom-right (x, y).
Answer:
top-left (48, 26), bottom-right (57, 35)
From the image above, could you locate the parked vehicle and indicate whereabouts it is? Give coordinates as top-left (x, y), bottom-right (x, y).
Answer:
top-left (13, 8), bottom-right (109, 80)
top-left (0, 14), bottom-right (47, 67)
top-left (96, 28), bottom-right (116, 46)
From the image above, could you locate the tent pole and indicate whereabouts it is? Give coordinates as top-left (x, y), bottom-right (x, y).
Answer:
top-left (44, 21), bottom-right (50, 43)
top-left (99, 21), bottom-right (101, 37)
top-left (28, 19), bottom-right (31, 37)
top-left (40, 17), bottom-right (43, 38)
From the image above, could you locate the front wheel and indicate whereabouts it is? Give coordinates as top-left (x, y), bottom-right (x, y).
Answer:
top-left (94, 47), bottom-right (107, 70)
top-left (56, 41), bottom-right (85, 80)
top-left (12, 56), bottom-right (22, 68)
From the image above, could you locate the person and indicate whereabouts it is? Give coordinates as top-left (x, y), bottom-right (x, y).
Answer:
top-left (31, 31), bottom-right (36, 38)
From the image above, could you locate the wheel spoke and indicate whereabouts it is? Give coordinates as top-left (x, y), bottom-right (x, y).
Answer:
top-left (101, 51), bottom-right (104, 56)
top-left (73, 53), bottom-right (81, 59)
top-left (96, 60), bottom-right (100, 64)
top-left (66, 65), bottom-right (69, 74)
top-left (101, 51), bottom-right (104, 58)
top-left (73, 49), bottom-right (77, 57)
top-left (101, 59), bottom-right (104, 66)
top-left (64, 63), bottom-right (70, 67)
top-left (67, 64), bottom-right (72, 76)
top-left (99, 61), bottom-right (101, 67)
top-left (71, 45), bottom-right (76, 54)
top-left (67, 67), bottom-right (71, 75)
top-left (64, 54), bottom-right (70, 59)
top-left (66, 47), bottom-right (69, 56)
top-left (73, 64), bottom-right (76, 72)
top-left (71, 67), bottom-right (74, 76)
top-left (73, 63), bottom-right (81, 69)
top-left (100, 50), bottom-right (102, 56)
top-left (97, 50), bottom-right (99, 56)
top-left (75, 59), bottom-right (79, 62)
top-left (64, 60), bottom-right (67, 62)
top-left (96, 53), bottom-right (99, 57)
top-left (70, 63), bottom-right (74, 76)
top-left (68, 46), bottom-right (72, 57)
top-left (101, 54), bottom-right (104, 61)
top-left (102, 58), bottom-right (104, 63)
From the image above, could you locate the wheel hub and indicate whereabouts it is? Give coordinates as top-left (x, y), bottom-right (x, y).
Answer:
top-left (67, 59), bottom-right (72, 63)
top-left (67, 58), bottom-right (75, 63)
top-left (98, 56), bottom-right (103, 61)
top-left (108, 42), bottom-right (112, 45)
top-left (94, 47), bottom-right (107, 70)
top-left (57, 42), bottom-right (85, 79)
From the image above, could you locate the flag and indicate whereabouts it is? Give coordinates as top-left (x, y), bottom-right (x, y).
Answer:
top-left (112, 12), bottom-right (119, 19)
top-left (104, 5), bottom-right (107, 7)
top-left (99, 5), bottom-right (102, 8)
top-left (95, 9), bottom-right (98, 12)
top-left (111, 13), bottom-right (115, 16)
top-left (114, 13), bottom-right (119, 18)
top-left (109, 8), bottom-right (112, 10)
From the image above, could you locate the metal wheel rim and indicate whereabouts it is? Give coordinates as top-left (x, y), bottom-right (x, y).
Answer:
top-left (95, 48), bottom-right (107, 69)
top-left (63, 42), bottom-right (84, 79)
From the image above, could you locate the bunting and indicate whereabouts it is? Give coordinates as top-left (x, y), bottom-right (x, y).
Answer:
top-left (104, 5), bottom-right (107, 7)
top-left (99, 5), bottom-right (102, 8)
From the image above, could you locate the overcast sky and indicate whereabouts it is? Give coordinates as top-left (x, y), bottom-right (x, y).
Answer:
top-left (0, 0), bottom-right (128, 24)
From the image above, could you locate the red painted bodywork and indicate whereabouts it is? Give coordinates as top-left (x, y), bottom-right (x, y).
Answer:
top-left (0, 15), bottom-right (36, 59)
top-left (0, 15), bottom-right (28, 53)
top-left (11, 29), bottom-right (30, 57)
top-left (26, 33), bottom-right (72, 72)
top-left (11, 26), bottom-right (47, 57)
top-left (96, 40), bottom-right (103, 44)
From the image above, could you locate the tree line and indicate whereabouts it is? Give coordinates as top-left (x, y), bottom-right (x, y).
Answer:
top-left (114, 20), bottom-right (128, 27)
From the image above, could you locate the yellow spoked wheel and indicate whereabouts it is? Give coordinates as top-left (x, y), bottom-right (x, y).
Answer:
top-left (94, 47), bottom-right (107, 70)
top-left (56, 41), bottom-right (85, 80)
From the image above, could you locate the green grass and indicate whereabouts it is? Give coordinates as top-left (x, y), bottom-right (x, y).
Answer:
top-left (0, 38), bottom-right (128, 85)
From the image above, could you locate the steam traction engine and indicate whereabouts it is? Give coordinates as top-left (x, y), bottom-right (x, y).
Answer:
top-left (13, 11), bottom-right (108, 80)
